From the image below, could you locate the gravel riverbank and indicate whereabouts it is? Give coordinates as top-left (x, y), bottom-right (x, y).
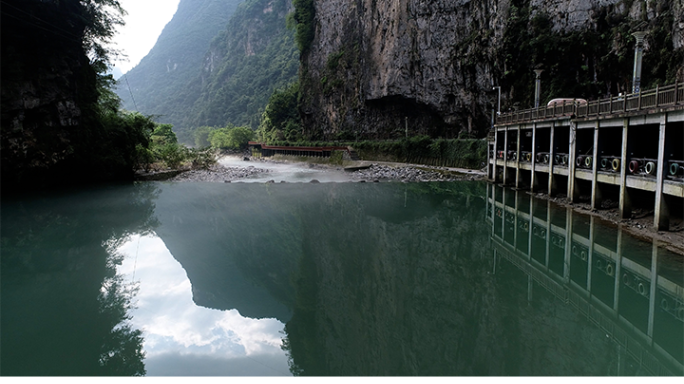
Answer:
top-left (349, 163), bottom-right (484, 182)
top-left (164, 156), bottom-right (486, 183)
top-left (170, 164), bottom-right (271, 182)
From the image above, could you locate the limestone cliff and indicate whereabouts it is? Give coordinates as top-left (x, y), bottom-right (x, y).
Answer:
top-left (298, 0), bottom-right (684, 140)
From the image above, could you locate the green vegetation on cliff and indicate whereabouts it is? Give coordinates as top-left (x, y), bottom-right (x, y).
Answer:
top-left (116, 0), bottom-right (244, 128)
top-left (291, 0), bottom-right (315, 53)
top-left (257, 82), bottom-right (303, 142)
top-left (115, 0), bottom-right (299, 145)
top-left (180, 0), bottom-right (299, 141)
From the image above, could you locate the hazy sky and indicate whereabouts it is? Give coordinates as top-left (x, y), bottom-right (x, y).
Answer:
top-left (111, 0), bottom-right (181, 75)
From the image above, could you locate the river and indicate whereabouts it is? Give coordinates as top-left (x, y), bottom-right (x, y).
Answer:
top-left (1, 162), bottom-right (682, 376)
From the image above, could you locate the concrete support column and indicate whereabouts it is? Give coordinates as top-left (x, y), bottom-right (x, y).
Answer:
top-left (613, 229), bottom-right (623, 313)
top-left (516, 126), bottom-right (522, 188)
top-left (528, 194), bottom-right (534, 259)
top-left (501, 188), bottom-right (506, 238)
top-left (528, 275), bottom-right (534, 302)
top-left (587, 216), bottom-right (596, 293)
top-left (549, 123), bottom-right (557, 196)
top-left (489, 184), bottom-right (495, 222)
top-left (513, 190), bottom-right (519, 248)
top-left (493, 129), bottom-right (499, 183)
top-left (647, 241), bottom-right (659, 341)
top-left (619, 120), bottom-right (632, 219)
top-left (545, 200), bottom-right (552, 269)
top-left (531, 123), bottom-right (538, 192)
top-left (654, 117), bottom-right (669, 230)
top-left (568, 123), bottom-right (579, 202)
top-left (591, 123), bottom-right (603, 209)
top-left (563, 208), bottom-right (574, 283)
top-left (487, 142), bottom-right (492, 180)
top-left (503, 128), bottom-right (509, 186)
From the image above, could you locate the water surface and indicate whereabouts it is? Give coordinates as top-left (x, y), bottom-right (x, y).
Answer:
top-left (1, 175), bottom-right (682, 376)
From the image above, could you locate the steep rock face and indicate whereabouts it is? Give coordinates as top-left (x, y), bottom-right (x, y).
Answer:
top-left (299, 0), bottom-right (683, 140)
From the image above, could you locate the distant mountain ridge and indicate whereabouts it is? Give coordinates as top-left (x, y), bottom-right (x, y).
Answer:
top-left (181, 0), bottom-right (299, 138)
top-left (116, 0), bottom-right (244, 131)
top-left (116, 0), bottom-right (299, 144)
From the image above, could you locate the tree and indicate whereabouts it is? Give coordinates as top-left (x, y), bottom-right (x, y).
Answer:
top-left (258, 83), bottom-right (301, 143)
top-left (150, 124), bottom-right (178, 146)
top-left (228, 126), bottom-right (254, 149)
top-left (80, 0), bottom-right (126, 68)
top-left (207, 128), bottom-right (228, 149)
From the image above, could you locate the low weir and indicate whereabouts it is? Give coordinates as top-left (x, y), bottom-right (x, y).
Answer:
top-left (488, 83), bottom-right (684, 231)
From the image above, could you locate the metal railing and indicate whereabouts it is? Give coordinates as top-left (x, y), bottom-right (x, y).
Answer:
top-left (495, 82), bottom-right (683, 125)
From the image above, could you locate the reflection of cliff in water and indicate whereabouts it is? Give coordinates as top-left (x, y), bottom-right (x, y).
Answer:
top-left (151, 182), bottom-right (484, 323)
top-left (152, 182), bottom-right (303, 323)
top-left (284, 181), bottom-right (519, 375)
top-left (1, 183), bottom-right (158, 376)
top-left (283, 183), bottom-right (683, 376)
top-left (148, 180), bottom-right (682, 376)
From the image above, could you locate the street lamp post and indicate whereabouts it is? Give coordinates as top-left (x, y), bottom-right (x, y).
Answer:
top-left (493, 86), bottom-right (501, 115)
top-left (534, 69), bottom-right (544, 108)
top-left (632, 31), bottom-right (647, 94)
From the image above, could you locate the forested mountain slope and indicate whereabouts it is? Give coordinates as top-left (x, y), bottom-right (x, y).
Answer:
top-left (180, 0), bottom-right (299, 140)
top-left (116, 0), bottom-right (299, 144)
top-left (115, 0), bottom-right (243, 132)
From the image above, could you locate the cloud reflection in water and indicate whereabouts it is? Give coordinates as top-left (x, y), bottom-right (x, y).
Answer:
top-left (116, 234), bottom-right (292, 376)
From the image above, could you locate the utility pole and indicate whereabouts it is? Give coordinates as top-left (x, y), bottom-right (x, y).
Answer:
top-left (632, 31), bottom-right (647, 94)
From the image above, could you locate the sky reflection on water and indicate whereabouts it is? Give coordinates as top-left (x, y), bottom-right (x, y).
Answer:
top-left (116, 234), bottom-right (292, 376)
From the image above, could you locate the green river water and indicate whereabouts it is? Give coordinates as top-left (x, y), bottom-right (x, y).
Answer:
top-left (1, 176), bottom-right (682, 376)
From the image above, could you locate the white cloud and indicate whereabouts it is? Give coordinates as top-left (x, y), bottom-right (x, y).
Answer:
top-left (115, 234), bottom-right (290, 376)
